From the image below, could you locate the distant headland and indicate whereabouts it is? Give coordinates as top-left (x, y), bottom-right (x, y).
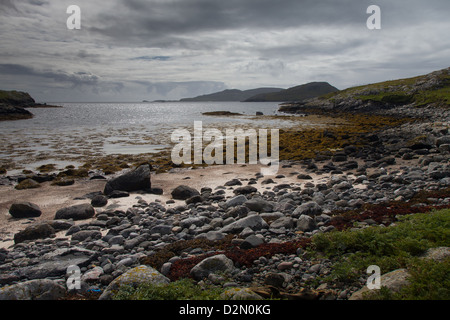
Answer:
top-left (0, 90), bottom-right (62, 121)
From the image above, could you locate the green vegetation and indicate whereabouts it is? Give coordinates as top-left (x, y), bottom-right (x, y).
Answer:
top-left (14, 178), bottom-right (41, 190)
top-left (0, 90), bottom-right (35, 105)
top-left (113, 278), bottom-right (224, 300)
top-left (311, 209), bottom-right (450, 299)
top-left (321, 68), bottom-right (450, 108)
top-left (368, 258), bottom-right (450, 300)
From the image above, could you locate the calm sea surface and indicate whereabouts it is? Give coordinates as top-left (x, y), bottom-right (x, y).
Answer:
top-left (0, 102), bottom-right (317, 172)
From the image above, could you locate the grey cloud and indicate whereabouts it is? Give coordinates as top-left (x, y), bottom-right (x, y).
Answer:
top-left (0, 64), bottom-right (99, 87)
top-left (130, 56), bottom-right (171, 61)
top-left (0, 64), bottom-right (125, 95)
top-left (88, 0), bottom-right (370, 48)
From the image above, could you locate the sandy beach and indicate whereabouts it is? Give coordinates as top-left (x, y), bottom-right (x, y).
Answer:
top-left (0, 161), bottom-right (355, 249)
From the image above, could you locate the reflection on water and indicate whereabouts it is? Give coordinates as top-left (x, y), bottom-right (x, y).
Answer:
top-left (0, 102), bottom-right (327, 170)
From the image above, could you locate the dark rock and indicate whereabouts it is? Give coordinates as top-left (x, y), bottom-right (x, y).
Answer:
top-left (171, 185), bottom-right (200, 200)
top-left (108, 190), bottom-right (130, 198)
top-left (103, 164), bottom-right (151, 195)
top-left (91, 195), bottom-right (108, 207)
top-left (332, 153), bottom-right (347, 162)
top-left (224, 178), bottom-right (242, 186)
top-left (149, 225), bottom-right (172, 235)
top-left (185, 194), bottom-right (204, 204)
top-left (54, 203), bottom-right (95, 220)
top-left (244, 198), bottom-right (273, 213)
top-left (0, 104), bottom-right (33, 121)
top-left (90, 175), bottom-right (107, 180)
top-left (14, 223), bottom-right (55, 244)
top-left (48, 220), bottom-right (74, 231)
top-left (436, 136), bottom-right (450, 147)
top-left (297, 174), bottom-right (312, 180)
top-left (264, 272), bottom-right (286, 288)
top-left (233, 185), bottom-right (258, 195)
top-left (71, 230), bottom-right (102, 242)
top-left (150, 187), bottom-right (163, 195)
top-left (240, 235), bottom-right (264, 249)
top-left (9, 202), bottom-right (42, 218)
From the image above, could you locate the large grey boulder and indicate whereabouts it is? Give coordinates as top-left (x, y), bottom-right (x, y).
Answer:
top-left (104, 164), bottom-right (151, 195)
top-left (296, 215), bottom-right (317, 232)
top-left (292, 201), bottom-right (323, 217)
top-left (244, 198), bottom-right (274, 213)
top-left (224, 195), bottom-right (247, 209)
top-left (269, 216), bottom-right (294, 230)
top-left (0, 279), bottom-right (66, 300)
top-left (190, 254), bottom-right (235, 280)
top-left (220, 214), bottom-right (268, 234)
top-left (349, 269), bottom-right (410, 300)
top-left (18, 247), bottom-right (97, 280)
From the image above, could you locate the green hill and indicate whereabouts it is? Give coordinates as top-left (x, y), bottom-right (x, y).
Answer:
top-left (244, 82), bottom-right (339, 102)
top-left (180, 87), bottom-right (283, 102)
top-left (279, 67), bottom-right (450, 114)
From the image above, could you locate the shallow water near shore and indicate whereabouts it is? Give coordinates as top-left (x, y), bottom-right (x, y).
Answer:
top-left (0, 101), bottom-right (334, 172)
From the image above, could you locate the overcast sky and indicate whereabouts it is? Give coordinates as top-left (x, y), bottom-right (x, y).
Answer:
top-left (0, 0), bottom-right (449, 102)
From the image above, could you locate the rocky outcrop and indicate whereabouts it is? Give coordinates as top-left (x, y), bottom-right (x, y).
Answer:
top-left (0, 90), bottom-right (61, 121)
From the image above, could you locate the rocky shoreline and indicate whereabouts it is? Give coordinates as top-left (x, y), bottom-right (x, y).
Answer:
top-left (1, 68), bottom-right (449, 300)
top-left (1, 106), bottom-right (449, 299)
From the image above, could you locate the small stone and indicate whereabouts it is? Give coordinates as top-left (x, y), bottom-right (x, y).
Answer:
top-left (277, 261), bottom-right (293, 271)
top-left (91, 195), bottom-right (108, 207)
top-left (171, 185), bottom-right (200, 200)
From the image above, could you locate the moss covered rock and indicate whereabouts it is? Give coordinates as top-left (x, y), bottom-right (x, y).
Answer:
top-left (99, 265), bottom-right (170, 300)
